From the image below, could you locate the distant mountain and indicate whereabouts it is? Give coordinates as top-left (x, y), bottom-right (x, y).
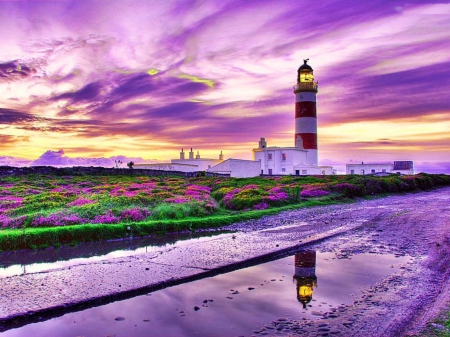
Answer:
top-left (0, 156), bottom-right (32, 167)
top-left (0, 149), bottom-right (156, 168)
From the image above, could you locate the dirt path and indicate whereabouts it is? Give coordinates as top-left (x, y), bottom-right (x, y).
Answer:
top-left (236, 187), bottom-right (450, 337)
top-left (1, 187), bottom-right (449, 336)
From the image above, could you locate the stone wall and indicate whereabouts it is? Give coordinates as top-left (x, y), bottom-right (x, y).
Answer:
top-left (0, 166), bottom-right (229, 178)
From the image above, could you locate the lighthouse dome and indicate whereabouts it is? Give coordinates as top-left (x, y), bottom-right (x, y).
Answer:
top-left (298, 59), bottom-right (313, 72)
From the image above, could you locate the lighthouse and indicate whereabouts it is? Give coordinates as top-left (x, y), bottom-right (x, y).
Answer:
top-left (294, 59), bottom-right (319, 166)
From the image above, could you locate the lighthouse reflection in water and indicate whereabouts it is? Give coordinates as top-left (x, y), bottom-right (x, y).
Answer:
top-left (293, 251), bottom-right (317, 309)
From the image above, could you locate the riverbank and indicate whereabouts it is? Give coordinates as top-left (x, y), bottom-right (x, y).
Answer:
top-left (1, 173), bottom-right (449, 251)
top-left (1, 187), bottom-right (449, 336)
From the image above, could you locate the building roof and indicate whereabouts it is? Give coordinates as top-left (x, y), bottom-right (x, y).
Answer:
top-left (135, 163), bottom-right (198, 167)
top-left (346, 163), bottom-right (392, 166)
top-left (393, 161), bottom-right (413, 170)
top-left (298, 59), bottom-right (313, 72)
top-left (253, 146), bottom-right (307, 152)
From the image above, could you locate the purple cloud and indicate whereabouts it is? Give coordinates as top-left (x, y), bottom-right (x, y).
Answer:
top-left (0, 0), bottom-right (448, 172)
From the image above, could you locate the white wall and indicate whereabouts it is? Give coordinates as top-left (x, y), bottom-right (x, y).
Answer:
top-left (253, 147), bottom-right (308, 175)
top-left (171, 158), bottom-right (223, 171)
top-left (346, 164), bottom-right (393, 175)
top-left (207, 159), bottom-right (261, 178)
top-left (134, 163), bottom-right (198, 172)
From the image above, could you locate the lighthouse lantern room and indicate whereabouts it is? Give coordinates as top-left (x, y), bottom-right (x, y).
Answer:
top-left (294, 59), bottom-right (319, 166)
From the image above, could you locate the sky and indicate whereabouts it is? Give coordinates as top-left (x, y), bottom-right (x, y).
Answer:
top-left (0, 0), bottom-right (449, 173)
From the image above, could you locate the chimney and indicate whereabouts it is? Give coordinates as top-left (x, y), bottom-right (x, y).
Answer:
top-left (219, 151), bottom-right (224, 160)
top-left (189, 148), bottom-right (194, 160)
top-left (259, 137), bottom-right (267, 149)
top-left (196, 151), bottom-right (201, 159)
top-left (180, 148), bottom-right (185, 160)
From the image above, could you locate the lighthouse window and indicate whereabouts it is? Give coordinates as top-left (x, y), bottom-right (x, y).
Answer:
top-left (268, 154), bottom-right (273, 160)
top-left (281, 153), bottom-right (286, 161)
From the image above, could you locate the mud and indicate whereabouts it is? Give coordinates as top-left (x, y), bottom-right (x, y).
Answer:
top-left (1, 187), bottom-right (449, 336)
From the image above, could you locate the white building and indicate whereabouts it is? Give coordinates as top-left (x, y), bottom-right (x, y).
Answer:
top-left (135, 148), bottom-right (224, 173)
top-left (346, 161), bottom-right (414, 175)
top-left (207, 159), bottom-right (261, 178)
top-left (253, 138), bottom-right (334, 176)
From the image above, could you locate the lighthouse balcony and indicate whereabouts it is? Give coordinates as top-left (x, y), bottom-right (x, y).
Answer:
top-left (293, 82), bottom-right (318, 93)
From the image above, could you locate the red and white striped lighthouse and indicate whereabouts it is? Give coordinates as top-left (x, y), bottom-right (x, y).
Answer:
top-left (294, 59), bottom-right (319, 166)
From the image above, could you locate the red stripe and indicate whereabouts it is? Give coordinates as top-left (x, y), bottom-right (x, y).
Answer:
top-left (295, 133), bottom-right (317, 150)
top-left (295, 101), bottom-right (316, 118)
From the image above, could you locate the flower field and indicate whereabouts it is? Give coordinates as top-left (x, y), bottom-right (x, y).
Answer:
top-left (1, 172), bottom-right (449, 230)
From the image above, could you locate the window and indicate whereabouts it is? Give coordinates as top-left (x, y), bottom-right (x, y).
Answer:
top-left (295, 170), bottom-right (300, 176)
top-left (281, 153), bottom-right (286, 161)
top-left (268, 153), bottom-right (273, 160)
top-left (302, 169), bottom-right (307, 175)
top-left (350, 170), bottom-right (355, 174)
top-left (322, 170), bottom-right (325, 175)
top-left (382, 169), bottom-right (386, 173)
top-left (371, 169), bottom-right (375, 173)
top-left (361, 169), bottom-right (365, 175)
top-left (282, 168), bottom-right (286, 172)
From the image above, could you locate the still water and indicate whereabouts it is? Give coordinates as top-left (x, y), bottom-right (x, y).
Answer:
top-left (0, 231), bottom-right (231, 278)
top-left (3, 251), bottom-right (410, 337)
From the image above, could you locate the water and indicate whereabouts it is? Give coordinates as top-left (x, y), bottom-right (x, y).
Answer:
top-left (0, 230), bottom-right (231, 278)
top-left (2, 251), bottom-right (410, 337)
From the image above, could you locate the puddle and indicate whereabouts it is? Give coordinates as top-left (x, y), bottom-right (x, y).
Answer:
top-left (0, 230), bottom-right (232, 278)
top-left (2, 251), bottom-right (411, 336)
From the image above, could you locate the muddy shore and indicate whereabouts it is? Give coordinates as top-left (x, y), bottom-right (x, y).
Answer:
top-left (1, 187), bottom-right (449, 336)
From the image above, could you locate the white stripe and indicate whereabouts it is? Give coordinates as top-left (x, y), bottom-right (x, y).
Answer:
top-left (295, 92), bottom-right (316, 102)
top-left (295, 117), bottom-right (317, 134)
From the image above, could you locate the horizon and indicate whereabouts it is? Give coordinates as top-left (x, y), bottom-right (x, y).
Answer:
top-left (1, 0), bottom-right (449, 174)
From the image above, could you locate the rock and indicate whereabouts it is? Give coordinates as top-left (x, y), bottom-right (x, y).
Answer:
top-left (248, 287), bottom-right (255, 290)
top-left (193, 306), bottom-right (200, 311)
top-left (114, 317), bottom-right (125, 321)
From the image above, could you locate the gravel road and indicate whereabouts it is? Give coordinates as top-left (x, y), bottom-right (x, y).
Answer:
top-left (1, 187), bottom-right (449, 336)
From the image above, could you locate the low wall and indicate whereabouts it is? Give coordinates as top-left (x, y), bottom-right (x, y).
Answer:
top-left (0, 166), bottom-right (228, 178)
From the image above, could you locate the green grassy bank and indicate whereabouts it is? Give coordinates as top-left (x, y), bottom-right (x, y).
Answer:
top-left (1, 173), bottom-right (449, 251)
top-left (0, 197), bottom-right (337, 251)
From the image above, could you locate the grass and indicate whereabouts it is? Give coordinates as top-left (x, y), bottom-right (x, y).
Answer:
top-left (418, 311), bottom-right (450, 337)
top-left (1, 172), bottom-right (449, 251)
top-left (0, 197), bottom-right (338, 251)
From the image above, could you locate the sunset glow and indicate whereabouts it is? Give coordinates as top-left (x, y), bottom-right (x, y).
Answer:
top-left (0, 0), bottom-right (449, 173)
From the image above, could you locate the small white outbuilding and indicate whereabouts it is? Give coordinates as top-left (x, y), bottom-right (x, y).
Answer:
top-left (207, 159), bottom-right (261, 178)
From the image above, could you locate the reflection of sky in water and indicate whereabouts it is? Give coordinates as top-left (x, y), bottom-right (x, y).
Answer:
top-left (3, 252), bottom-right (410, 337)
top-left (0, 233), bottom-right (230, 278)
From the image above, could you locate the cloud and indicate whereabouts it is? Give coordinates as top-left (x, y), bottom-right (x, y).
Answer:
top-left (0, 0), bottom-right (449, 168)
top-left (30, 149), bottom-right (148, 167)
top-left (0, 60), bottom-right (36, 81)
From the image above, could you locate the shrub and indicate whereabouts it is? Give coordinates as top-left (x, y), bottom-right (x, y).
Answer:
top-left (331, 183), bottom-right (364, 197)
top-left (300, 189), bottom-right (329, 198)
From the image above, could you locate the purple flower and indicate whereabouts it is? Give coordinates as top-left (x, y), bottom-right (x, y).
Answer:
top-left (165, 197), bottom-right (190, 204)
top-left (91, 211), bottom-right (119, 224)
top-left (253, 202), bottom-right (269, 210)
top-left (120, 208), bottom-right (151, 222)
top-left (0, 215), bottom-right (27, 229)
top-left (67, 198), bottom-right (95, 207)
top-left (300, 189), bottom-right (329, 198)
